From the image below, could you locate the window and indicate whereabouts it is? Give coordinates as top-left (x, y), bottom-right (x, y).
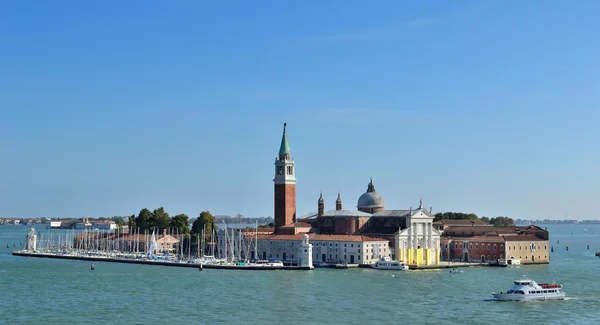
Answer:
top-left (351, 244), bottom-right (354, 247)
top-left (470, 244), bottom-right (473, 249)
top-left (476, 243), bottom-right (479, 249)
top-left (358, 249), bottom-right (361, 253)
top-left (323, 219), bottom-right (332, 227)
top-left (278, 166), bottom-right (283, 175)
top-left (487, 244), bottom-right (491, 250)
top-left (494, 244), bottom-right (497, 250)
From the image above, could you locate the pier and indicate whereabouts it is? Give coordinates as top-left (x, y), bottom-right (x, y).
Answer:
top-left (11, 251), bottom-right (314, 270)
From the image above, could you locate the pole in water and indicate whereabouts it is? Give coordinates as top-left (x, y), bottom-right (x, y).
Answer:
top-left (566, 246), bottom-right (569, 251)
top-left (557, 240), bottom-right (559, 244)
top-left (588, 245), bottom-right (590, 250)
top-left (91, 263), bottom-right (95, 271)
top-left (551, 246), bottom-right (554, 252)
top-left (199, 264), bottom-right (203, 271)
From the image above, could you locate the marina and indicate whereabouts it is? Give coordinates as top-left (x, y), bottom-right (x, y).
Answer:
top-left (2, 223), bottom-right (600, 325)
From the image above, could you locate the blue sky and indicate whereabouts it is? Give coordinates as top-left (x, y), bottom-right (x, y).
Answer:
top-left (0, 0), bottom-right (599, 220)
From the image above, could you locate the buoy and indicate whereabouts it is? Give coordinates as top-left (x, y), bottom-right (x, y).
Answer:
top-left (551, 246), bottom-right (554, 252)
top-left (6, 244), bottom-right (8, 248)
top-left (91, 263), bottom-right (95, 271)
top-left (566, 246), bottom-right (569, 251)
top-left (557, 240), bottom-right (560, 244)
top-left (199, 264), bottom-right (203, 271)
top-left (588, 245), bottom-right (590, 250)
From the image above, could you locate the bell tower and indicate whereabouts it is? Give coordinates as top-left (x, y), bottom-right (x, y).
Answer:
top-left (274, 123), bottom-right (296, 233)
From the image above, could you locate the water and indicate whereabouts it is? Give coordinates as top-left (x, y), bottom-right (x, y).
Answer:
top-left (1, 224), bottom-right (600, 324)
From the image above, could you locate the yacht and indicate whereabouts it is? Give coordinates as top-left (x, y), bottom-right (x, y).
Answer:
top-left (372, 257), bottom-right (409, 271)
top-left (492, 278), bottom-right (565, 301)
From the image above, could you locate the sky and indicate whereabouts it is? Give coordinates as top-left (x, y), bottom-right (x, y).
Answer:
top-left (0, 0), bottom-right (599, 220)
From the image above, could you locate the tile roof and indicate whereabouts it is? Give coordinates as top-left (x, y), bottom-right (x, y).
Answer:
top-left (503, 234), bottom-right (545, 242)
top-left (255, 233), bottom-right (388, 242)
top-left (321, 210), bottom-right (372, 217)
top-left (434, 219), bottom-right (492, 226)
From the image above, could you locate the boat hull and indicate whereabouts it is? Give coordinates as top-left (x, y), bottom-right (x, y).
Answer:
top-left (372, 265), bottom-right (409, 271)
top-left (492, 293), bottom-right (566, 301)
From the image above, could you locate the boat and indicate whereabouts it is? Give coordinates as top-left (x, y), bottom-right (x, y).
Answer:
top-left (498, 256), bottom-right (521, 266)
top-left (335, 263), bottom-right (349, 269)
top-left (315, 261), bottom-right (332, 268)
top-left (492, 278), bottom-right (565, 301)
top-left (372, 256), bottom-right (409, 270)
top-left (595, 251), bottom-right (600, 257)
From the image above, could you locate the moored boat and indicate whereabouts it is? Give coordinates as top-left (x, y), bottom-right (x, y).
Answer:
top-left (497, 256), bottom-right (521, 266)
top-left (372, 256), bottom-right (409, 271)
top-left (492, 278), bottom-right (565, 301)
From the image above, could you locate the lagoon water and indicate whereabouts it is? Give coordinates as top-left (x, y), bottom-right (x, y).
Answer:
top-left (1, 224), bottom-right (600, 325)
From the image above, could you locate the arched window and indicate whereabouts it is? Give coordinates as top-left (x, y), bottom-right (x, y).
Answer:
top-left (323, 219), bottom-right (332, 227)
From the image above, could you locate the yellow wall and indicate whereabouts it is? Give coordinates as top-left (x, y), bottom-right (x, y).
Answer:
top-left (505, 240), bottom-right (550, 264)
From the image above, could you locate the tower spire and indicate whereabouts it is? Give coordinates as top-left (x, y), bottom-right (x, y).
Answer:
top-left (279, 123), bottom-right (291, 155)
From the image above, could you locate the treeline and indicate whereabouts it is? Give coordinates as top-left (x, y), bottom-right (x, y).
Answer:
top-left (434, 212), bottom-right (514, 227)
top-left (215, 214), bottom-right (273, 225)
top-left (127, 208), bottom-right (218, 237)
top-left (516, 219), bottom-right (600, 225)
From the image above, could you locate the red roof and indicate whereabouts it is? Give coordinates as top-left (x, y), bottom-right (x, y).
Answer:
top-left (255, 233), bottom-right (388, 242)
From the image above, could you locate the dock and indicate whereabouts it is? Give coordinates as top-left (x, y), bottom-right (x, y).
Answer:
top-left (11, 251), bottom-right (314, 270)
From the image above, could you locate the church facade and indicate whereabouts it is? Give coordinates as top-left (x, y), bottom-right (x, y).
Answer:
top-left (224, 123), bottom-right (441, 266)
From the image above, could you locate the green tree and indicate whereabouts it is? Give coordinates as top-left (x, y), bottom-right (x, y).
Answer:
top-left (114, 218), bottom-right (124, 232)
top-left (434, 212), bottom-right (479, 222)
top-left (192, 211), bottom-right (217, 236)
top-left (170, 213), bottom-right (190, 234)
top-left (490, 216), bottom-right (514, 227)
top-left (135, 208), bottom-right (153, 232)
top-left (151, 207), bottom-right (170, 232)
top-left (128, 214), bottom-right (136, 231)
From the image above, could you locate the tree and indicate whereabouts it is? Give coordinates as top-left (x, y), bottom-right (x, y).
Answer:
top-left (170, 213), bottom-right (190, 234)
top-left (135, 208), bottom-right (153, 232)
top-left (151, 207), bottom-right (170, 232)
top-left (433, 212), bottom-right (479, 222)
top-left (490, 216), bottom-right (514, 227)
top-left (192, 211), bottom-right (217, 236)
top-left (114, 217), bottom-right (124, 232)
top-left (128, 215), bottom-right (136, 231)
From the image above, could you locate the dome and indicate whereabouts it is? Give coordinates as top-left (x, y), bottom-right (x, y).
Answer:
top-left (357, 178), bottom-right (385, 209)
top-left (357, 192), bottom-right (385, 208)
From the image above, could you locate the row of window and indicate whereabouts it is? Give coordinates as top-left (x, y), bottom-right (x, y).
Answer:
top-left (449, 243), bottom-right (549, 251)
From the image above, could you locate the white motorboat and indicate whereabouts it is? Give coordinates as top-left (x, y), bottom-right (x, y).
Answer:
top-left (492, 278), bottom-right (565, 301)
top-left (372, 257), bottom-right (409, 270)
top-left (498, 256), bottom-right (521, 266)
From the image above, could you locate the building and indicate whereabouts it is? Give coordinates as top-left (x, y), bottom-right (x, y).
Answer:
top-left (219, 123), bottom-right (441, 266)
top-left (438, 221), bottom-right (550, 264)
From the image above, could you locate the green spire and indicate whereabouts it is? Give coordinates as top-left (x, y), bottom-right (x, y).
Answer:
top-left (279, 123), bottom-right (291, 155)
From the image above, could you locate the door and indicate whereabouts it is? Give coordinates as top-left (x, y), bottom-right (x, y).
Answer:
top-left (463, 252), bottom-right (469, 262)
top-left (350, 255), bottom-right (355, 264)
top-left (263, 251), bottom-right (266, 260)
top-left (481, 256), bottom-right (485, 263)
top-left (282, 252), bottom-right (287, 260)
top-left (322, 254), bottom-right (326, 262)
top-left (532, 255), bottom-right (535, 263)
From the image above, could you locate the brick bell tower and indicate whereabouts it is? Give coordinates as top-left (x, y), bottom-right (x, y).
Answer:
top-left (274, 123), bottom-right (296, 233)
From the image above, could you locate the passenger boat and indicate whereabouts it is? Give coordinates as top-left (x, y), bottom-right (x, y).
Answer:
top-left (372, 257), bottom-right (409, 270)
top-left (492, 278), bottom-right (565, 301)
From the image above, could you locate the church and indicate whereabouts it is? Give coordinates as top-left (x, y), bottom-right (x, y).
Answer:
top-left (239, 123), bottom-right (441, 266)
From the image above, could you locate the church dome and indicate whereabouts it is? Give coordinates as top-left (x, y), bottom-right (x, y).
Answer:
top-left (357, 179), bottom-right (385, 209)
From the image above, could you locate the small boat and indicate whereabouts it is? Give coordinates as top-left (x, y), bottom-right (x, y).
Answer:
top-left (315, 261), bottom-right (332, 268)
top-left (372, 257), bottom-right (409, 271)
top-left (595, 251), bottom-right (600, 257)
top-left (498, 256), bottom-right (521, 266)
top-left (492, 278), bottom-right (565, 301)
top-left (335, 263), bottom-right (349, 269)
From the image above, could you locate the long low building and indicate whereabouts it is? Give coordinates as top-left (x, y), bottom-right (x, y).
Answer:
top-left (437, 222), bottom-right (550, 264)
